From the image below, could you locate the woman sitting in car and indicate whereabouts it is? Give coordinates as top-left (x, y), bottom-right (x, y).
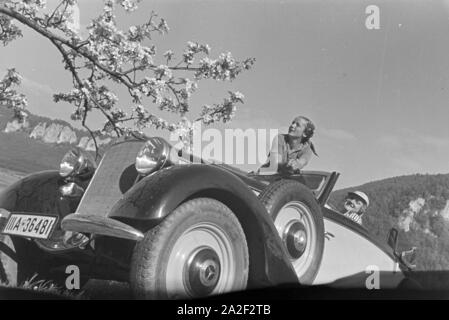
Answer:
top-left (257, 116), bottom-right (318, 175)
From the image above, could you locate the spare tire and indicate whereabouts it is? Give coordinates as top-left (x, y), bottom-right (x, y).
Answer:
top-left (259, 179), bottom-right (324, 285)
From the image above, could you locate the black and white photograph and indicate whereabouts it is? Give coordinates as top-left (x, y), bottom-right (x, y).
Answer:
top-left (0, 0), bottom-right (448, 303)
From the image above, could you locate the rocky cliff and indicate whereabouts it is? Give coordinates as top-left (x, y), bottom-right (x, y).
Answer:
top-left (397, 197), bottom-right (426, 232)
top-left (77, 135), bottom-right (112, 151)
top-left (4, 118), bottom-right (30, 133)
top-left (2, 110), bottom-right (112, 151)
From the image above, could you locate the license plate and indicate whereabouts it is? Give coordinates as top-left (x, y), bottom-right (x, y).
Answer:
top-left (2, 214), bottom-right (58, 239)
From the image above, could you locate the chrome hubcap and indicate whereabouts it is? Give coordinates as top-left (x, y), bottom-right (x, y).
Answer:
top-left (184, 248), bottom-right (221, 296)
top-left (165, 223), bottom-right (236, 298)
top-left (283, 221), bottom-right (307, 259)
top-left (274, 201), bottom-right (316, 280)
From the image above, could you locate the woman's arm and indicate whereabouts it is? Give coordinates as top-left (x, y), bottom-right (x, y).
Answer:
top-left (286, 146), bottom-right (313, 172)
top-left (257, 134), bottom-right (283, 174)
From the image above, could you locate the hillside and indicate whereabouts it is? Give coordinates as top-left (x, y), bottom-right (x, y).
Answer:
top-left (0, 108), bottom-right (112, 174)
top-left (330, 173), bottom-right (449, 272)
top-left (0, 168), bottom-right (24, 191)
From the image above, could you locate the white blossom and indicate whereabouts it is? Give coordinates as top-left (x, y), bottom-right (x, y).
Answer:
top-left (0, 0), bottom-right (255, 147)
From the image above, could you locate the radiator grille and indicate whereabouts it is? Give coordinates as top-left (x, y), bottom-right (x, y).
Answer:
top-left (76, 140), bottom-right (144, 217)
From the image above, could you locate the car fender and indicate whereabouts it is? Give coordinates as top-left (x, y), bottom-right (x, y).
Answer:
top-left (109, 164), bottom-right (299, 288)
top-left (0, 171), bottom-right (73, 216)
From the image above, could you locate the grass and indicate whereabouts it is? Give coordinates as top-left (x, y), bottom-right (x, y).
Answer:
top-left (0, 168), bottom-right (23, 191)
top-left (0, 277), bottom-right (134, 299)
top-left (0, 108), bottom-right (111, 175)
top-left (19, 274), bottom-right (84, 298)
top-left (0, 107), bottom-right (102, 175)
top-left (0, 131), bottom-right (70, 174)
top-left (0, 274), bottom-right (85, 299)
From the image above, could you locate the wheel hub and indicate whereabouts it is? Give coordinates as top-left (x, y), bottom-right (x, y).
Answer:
top-left (283, 222), bottom-right (307, 259)
top-left (184, 248), bottom-right (221, 296)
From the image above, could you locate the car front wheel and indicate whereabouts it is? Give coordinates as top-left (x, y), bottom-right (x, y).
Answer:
top-left (130, 198), bottom-right (249, 299)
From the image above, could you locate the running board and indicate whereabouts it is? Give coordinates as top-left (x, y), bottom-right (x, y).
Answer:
top-left (61, 214), bottom-right (144, 241)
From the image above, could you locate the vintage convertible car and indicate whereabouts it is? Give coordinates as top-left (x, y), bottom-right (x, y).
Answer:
top-left (0, 136), bottom-right (415, 298)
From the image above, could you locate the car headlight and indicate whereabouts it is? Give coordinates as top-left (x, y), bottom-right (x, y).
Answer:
top-left (59, 182), bottom-right (85, 198)
top-left (135, 137), bottom-right (171, 175)
top-left (59, 148), bottom-right (97, 178)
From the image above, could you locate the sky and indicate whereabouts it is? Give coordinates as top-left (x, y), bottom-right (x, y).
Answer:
top-left (1, 0), bottom-right (449, 189)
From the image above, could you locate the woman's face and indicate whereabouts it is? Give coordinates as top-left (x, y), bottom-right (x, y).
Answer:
top-left (288, 117), bottom-right (308, 138)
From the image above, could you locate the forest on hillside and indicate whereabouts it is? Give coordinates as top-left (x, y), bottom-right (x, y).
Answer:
top-left (329, 173), bottom-right (449, 272)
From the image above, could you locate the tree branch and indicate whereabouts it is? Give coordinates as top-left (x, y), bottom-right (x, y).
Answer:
top-left (0, 5), bottom-right (135, 89)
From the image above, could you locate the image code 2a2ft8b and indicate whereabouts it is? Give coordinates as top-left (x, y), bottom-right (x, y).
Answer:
top-left (2, 213), bottom-right (58, 239)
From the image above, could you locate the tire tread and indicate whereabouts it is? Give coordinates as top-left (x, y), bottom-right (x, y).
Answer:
top-left (130, 197), bottom-right (248, 299)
